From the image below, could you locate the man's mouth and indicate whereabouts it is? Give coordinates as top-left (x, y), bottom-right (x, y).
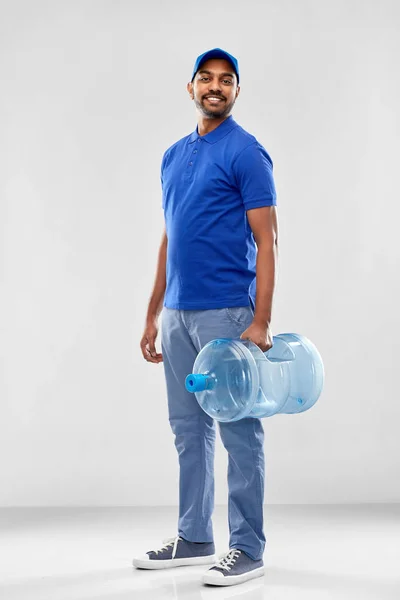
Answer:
top-left (204, 96), bottom-right (225, 104)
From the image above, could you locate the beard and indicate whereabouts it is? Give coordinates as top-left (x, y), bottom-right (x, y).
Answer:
top-left (194, 95), bottom-right (235, 119)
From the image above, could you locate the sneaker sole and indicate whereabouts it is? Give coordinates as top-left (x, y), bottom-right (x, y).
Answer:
top-left (202, 565), bottom-right (265, 586)
top-left (133, 554), bottom-right (217, 570)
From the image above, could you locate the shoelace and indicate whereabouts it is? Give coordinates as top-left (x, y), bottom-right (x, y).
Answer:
top-left (215, 549), bottom-right (241, 571)
top-left (153, 535), bottom-right (181, 558)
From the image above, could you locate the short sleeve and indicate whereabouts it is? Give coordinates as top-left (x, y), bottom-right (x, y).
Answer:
top-left (160, 150), bottom-right (167, 208)
top-left (233, 142), bottom-right (277, 210)
top-left (160, 151), bottom-right (167, 187)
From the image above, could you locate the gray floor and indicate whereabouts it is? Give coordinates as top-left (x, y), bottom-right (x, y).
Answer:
top-left (0, 505), bottom-right (399, 599)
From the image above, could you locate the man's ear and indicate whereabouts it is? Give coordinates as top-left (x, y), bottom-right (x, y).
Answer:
top-left (187, 81), bottom-right (194, 99)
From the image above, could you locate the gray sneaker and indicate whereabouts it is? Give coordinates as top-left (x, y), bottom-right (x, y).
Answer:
top-left (202, 549), bottom-right (264, 586)
top-left (132, 535), bottom-right (217, 570)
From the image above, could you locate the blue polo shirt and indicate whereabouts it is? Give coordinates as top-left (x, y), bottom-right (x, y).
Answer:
top-left (161, 115), bottom-right (277, 310)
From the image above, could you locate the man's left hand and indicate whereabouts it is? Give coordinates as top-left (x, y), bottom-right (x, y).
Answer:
top-left (240, 321), bottom-right (273, 353)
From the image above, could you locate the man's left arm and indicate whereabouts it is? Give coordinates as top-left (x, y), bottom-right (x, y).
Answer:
top-left (240, 206), bottom-right (278, 351)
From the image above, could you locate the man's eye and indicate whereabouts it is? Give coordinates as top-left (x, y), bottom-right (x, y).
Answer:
top-left (199, 77), bottom-right (232, 84)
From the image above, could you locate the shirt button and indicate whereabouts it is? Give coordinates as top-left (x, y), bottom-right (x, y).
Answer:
top-left (189, 162), bottom-right (193, 166)
top-left (197, 139), bottom-right (201, 142)
top-left (193, 149), bottom-right (197, 154)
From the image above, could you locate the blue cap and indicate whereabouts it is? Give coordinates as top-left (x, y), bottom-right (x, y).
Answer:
top-left (191, 48), bottom-right (239, 84)
top-left (185, 373), bottom-right (209, 393)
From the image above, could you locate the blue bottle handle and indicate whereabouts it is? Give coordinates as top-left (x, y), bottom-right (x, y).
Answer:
top-left (264, 337), bottom-right (296, 362)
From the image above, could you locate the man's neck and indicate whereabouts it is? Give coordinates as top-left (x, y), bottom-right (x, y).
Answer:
top-left (197, 114), bottom-right (231, 137)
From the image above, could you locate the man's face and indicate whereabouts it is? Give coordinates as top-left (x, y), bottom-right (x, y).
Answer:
top-left (188, 58), bottom-right (240, 119)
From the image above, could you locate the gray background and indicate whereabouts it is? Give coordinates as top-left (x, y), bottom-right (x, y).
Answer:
top-left (0, 0), bottom-right (399, 507)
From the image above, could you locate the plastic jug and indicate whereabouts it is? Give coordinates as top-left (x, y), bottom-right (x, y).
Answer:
top-left (185, 333), bottom-right (324, 422)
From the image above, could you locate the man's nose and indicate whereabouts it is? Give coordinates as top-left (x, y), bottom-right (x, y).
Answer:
top-left (208, 86), bottom-right (222, 95)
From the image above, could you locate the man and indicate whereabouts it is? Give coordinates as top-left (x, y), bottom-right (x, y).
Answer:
top-left (133, 48), bottom-right (278, 587)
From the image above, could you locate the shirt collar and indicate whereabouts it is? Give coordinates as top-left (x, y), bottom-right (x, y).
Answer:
top-left (188, 115), bottom-right (238, 144)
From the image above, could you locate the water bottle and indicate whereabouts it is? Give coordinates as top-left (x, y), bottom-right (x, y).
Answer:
top-left (185, 333), bottom-right (324, 422)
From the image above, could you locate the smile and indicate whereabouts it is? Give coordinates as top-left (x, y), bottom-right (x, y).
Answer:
top-left (205, 97), bottom-right (224, 104)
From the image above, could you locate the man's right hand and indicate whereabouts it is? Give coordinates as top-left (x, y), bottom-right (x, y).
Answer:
top-left (140, 319), bottom-right (163, 363)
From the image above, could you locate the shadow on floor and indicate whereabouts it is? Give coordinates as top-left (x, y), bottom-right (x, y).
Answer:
top-left (1, 564), bottom-right (399, 600)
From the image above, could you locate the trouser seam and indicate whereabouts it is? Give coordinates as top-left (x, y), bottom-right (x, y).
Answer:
top-left (247, 419), bottom-right (263, 559)
top-left (193, 417), bottom-right (206, 538)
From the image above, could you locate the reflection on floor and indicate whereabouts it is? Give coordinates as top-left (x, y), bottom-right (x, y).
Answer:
top-left (0, 504), bottom-right (399, 599)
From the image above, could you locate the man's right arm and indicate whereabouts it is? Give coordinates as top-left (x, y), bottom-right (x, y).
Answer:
top-left (146, 227), bottom-right (167, 323)
top-left (140, 228), bottom-right (167, 363)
